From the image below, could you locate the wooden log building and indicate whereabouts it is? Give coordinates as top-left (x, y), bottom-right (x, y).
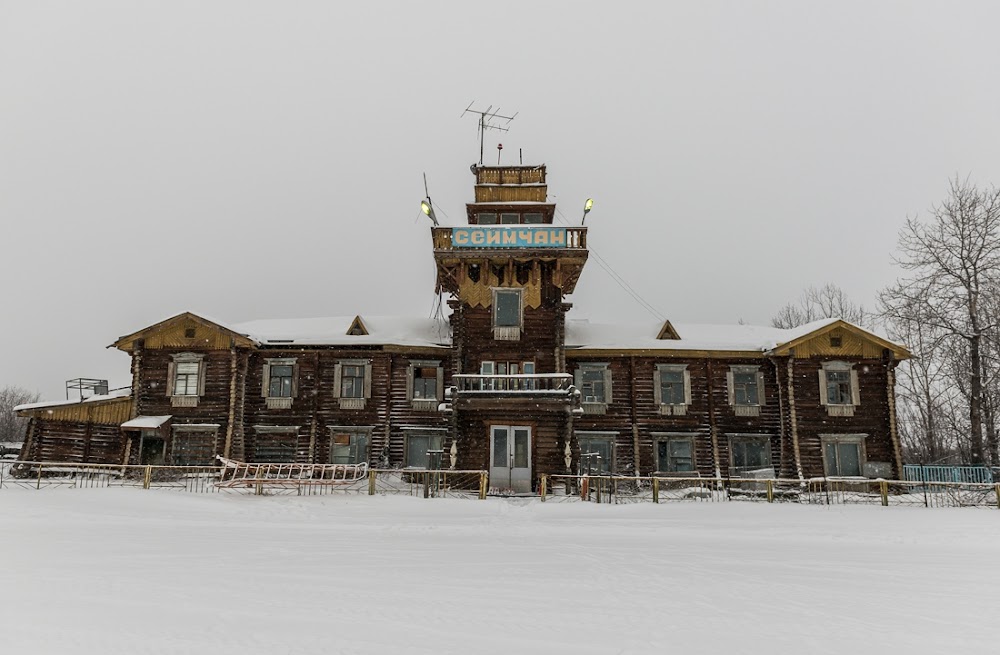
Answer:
top-left (17, 163), bottom-right (911, 492)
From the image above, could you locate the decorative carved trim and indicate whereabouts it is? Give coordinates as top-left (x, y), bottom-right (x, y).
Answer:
top-left (410, 399), bottom-right (439, 412)
top-left (659, 404), bottom-right (687, 416)
top-left (265, 397), bottom-right (293, 410)
top-left (827, 404), bottom-right (855, 417)
top-left (171, 395), bottom-right (198, 408)
top-left (339, 398), bottom-right (366, 410)
top-left (582, 403), bottom-right (607, 415)
top-left (493, 326), bottom-right (521, 341)
top-left (734, 404), bottom-right (760, 417)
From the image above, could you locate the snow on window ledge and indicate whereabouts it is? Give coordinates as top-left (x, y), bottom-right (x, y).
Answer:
top-left (171, 395), bottom-right (199, 408)
top-left (339, 398), bottom-right (366, 410)
top-left (265, 397), bottom-right (293, 410)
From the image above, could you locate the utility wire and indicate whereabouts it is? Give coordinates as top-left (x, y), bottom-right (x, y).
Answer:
top-left (554, 208), bottom-right (666, 321)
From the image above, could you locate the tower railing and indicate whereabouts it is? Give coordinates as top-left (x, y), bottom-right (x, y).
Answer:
top-left (452, 373), bottom-right (574, 394)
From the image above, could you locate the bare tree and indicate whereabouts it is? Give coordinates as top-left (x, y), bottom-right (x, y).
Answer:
top-left (771, 283), bottom-right (869, 329)
top-left (0, 386), bottom-right (41, 443)
top-left (880, 178), bottom-right (1000, 466)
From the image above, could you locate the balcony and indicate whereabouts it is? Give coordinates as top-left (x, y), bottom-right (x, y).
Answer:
top-left (453, 373), bottom-right (574, 393)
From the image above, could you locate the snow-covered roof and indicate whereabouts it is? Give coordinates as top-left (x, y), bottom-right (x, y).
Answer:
top-left (565, 318), bottom-right (899, 353)
top-left (121, 415), bottom-right (172, 430)
top-left (14, 388), bottom-right (132, 413)
top-left (230, 315), bottom-right (452, 349)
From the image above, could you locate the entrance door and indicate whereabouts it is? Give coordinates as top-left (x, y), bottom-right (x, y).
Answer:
top-left (490, 425), bottom-right (531, 493)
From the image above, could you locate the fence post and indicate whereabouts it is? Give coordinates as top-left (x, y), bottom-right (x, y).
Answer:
top-left (540, 475), bottom-right (547, 502)
top-left (143, 466), bottom-right (152, 490)
top-left (880, 480), bottom-right (889, 507)
top-left (36, 464), bottom-right (42, 490)
top-left (652, 477), bottom-right (659, 504)
top-left (368, 470), bottom-right (376, 496)
top-left (995, 484), bottom-right (1000, 510)
top-left (766, 479), bottom-right (774, 503)
top-left (480, 471), bottom-right (489, 499)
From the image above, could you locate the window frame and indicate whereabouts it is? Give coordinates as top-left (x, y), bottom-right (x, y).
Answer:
top-left (328, 426), bottom-right (373, 465)
top-left (407, 359), bottom-right (444, 409)
top-left (727, 433), bottom-right (774, 478)
top-left (334, 359), bottom-right (372, 409)
top-left (820, 434), bottom-right (867, 478)
top-left (652, 433), bottom-right (699, 475)
top-left (492, 288), bottom-right (523, 340)
top-left (726, 365), bottom-right (765, 416)
top-left (252, 425), bottom-right (299, 463)
top-left (653, 364), bottom-right (691, 415)
top-left (576, 431), bottom-right (617, 475)
top-left (166, 353), bottom-right (206, 407)
top-left (575, 363), bottom-right (612, 414)
top-left (402, 429), bottom-right (447, 469)
top-left (819, 361), bottom-right (860, 416)
top-left (262, 357), bottom-right (298, 409)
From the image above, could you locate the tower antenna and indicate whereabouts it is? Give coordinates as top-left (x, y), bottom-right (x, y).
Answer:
top-left (462, 102), bottom-right (518, 165)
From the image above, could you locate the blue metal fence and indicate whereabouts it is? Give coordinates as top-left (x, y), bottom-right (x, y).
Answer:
top-left (903, 465), bottom-right (994, 484)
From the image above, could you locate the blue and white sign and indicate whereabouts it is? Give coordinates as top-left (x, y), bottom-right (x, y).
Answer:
top-left (452, 227), bottom-right (568, 248)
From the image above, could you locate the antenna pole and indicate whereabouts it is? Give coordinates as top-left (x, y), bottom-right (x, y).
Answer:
top-left (462, 103), bottom-right (517, 166)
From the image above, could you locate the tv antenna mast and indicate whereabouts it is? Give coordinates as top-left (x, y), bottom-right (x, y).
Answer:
top-left (462, 102), bottom-right (517, 165)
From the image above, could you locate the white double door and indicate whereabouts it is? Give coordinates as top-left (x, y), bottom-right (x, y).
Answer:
top-left (490, 425), bottom-right (531, 493)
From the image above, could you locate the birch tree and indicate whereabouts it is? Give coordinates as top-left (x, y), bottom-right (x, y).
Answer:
top-left (0, 386), bottom-right (40, 443)
top-left (880, 178), bottom-right (1000, 465)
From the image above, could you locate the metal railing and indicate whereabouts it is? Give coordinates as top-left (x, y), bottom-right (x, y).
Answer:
top-left (0, 461), bottom-right (489, 499)
top-left (903, 465), bottom-right (994, 484)
top-left (452, 373), bottom-right (574, 393)
top-left (539, 474), bottom-right (1000, 509)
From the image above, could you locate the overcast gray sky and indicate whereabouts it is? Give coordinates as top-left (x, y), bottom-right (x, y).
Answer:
top-left (3, 1), bottom-right (1000, 399)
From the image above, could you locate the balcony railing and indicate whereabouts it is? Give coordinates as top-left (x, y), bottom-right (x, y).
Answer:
top-left (432, 226), bottom-right (586, 251)
top-left (452, 374), bottom-right (574, 394)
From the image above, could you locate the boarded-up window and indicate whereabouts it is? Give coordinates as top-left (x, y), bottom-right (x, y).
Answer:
top-left (493, 289), bottom-right (521, 327)
top-left (171, 429), bottom-right (217, 466)
top-left (254, 430), bottom-right (297, 463)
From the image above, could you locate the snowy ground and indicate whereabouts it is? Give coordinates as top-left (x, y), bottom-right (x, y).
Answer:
top-left (1, 490), bottom-right (997, 654)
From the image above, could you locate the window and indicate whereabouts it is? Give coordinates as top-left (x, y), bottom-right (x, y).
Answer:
top-left (253, 426), bottom-right (298, 463)
top-left (408, 360), bottom-right (443, 408)
top-left (654, 435), bottom-right (696, 474)
top-left (174, 362), bottom-right (200, 395)
top-left (330, 429), bottom-right (369, 465)
top-left (404, 431), bottom-right (444, 469)
top-left (171, 426), bottom-right (217, 466)
top-left (167, 353), bottom-right (205, 407)
top-left (654, 364), bottom-right (691, 415)
top-left (334, 360), bottom-right (371, 409)
top-left (493, 288), bottom-right (522, 340)
top-left (524, 212), bottom-right (543, 224)
top-left (477, 212), bottom-right (498, 225)
top-left (727, 365), bottom-right (765, 416)
top-left (819, 362), bottom-right (860, 416)
top-left (577, 433), bottom-right (615, 474)
top-left (262, 358), bottom-right (297, 409)
top-left (576, 363), bottom-right (611, 414)
top-left (822, 435), bottom-right (865, 477)
top-left (728, 435), bottom-right (773, 477)
top-left (500, 212), bottom-right (519, 224)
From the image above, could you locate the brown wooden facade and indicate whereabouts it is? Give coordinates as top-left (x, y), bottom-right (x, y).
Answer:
top-left (18, 164), bottom-right (910, 490)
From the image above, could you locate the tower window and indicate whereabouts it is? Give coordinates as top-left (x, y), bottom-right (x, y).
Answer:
top-left (477, 213), bottom-right (497, 225)
top-left (500, 213), bottom-right (519, 224)
top-left (524, 212), bottom-right (543, 224)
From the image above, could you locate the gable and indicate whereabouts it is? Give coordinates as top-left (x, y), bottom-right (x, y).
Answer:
top-left (656, 320), bottom-right (681, 340)
top-left (769, 320), bottom-right (910, 360)
top-left (347, 315), bottom-right (370, 336)
top-left (113, 313), bottom-right (256, 352)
